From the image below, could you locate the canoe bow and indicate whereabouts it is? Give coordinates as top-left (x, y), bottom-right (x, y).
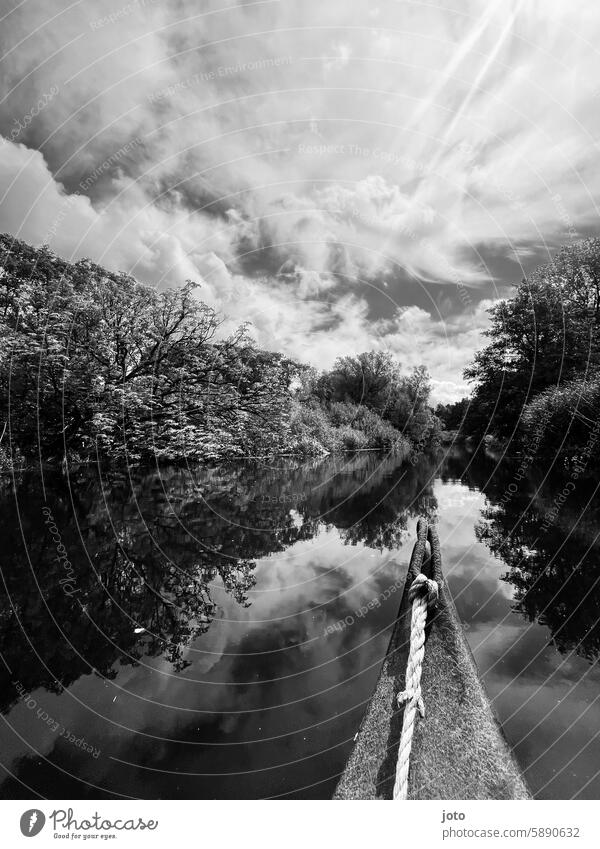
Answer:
top-left (334, 518), bottom-right (530, 800)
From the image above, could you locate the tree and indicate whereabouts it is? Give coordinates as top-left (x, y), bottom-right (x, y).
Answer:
top-left (387, 364), bottom-right (437, 443)
top-left (465, 239), bottom-right (600, 439)
top-left (328, 350), bottom-right (400, 411)
top-left (0, 235), bottom-right (443, 464)
top-left (435, 398), bottom-right (469, 430)
top-left (0, 235), bottom-right (298, 462)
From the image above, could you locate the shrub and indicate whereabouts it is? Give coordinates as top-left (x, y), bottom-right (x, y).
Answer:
top-left (337, 425), bottom-right (369, 450)
top-left (521, 373), bottom-right (600, 474)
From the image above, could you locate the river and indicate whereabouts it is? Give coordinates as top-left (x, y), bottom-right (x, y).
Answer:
top-left (0, 447), bottom-right (598, 799)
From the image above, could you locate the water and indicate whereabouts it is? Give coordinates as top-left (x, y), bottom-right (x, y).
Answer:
top-left (0, 448), bottom-right (599, 799)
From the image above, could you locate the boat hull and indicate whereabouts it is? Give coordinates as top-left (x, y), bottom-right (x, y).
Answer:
top-left (334, 520), bottom-right (530, 800)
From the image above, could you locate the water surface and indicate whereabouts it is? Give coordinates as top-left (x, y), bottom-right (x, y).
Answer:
top-left (1, 448), bottom-right (599, 798)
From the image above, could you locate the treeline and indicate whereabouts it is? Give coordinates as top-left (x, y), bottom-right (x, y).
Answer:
top-left (437, 238), bottom-right (600, 476)
top-left (0, 235), bottom-right (439, 466)
top-left (291, 353), bottom-right (438, 457)
top-left (434, 397), bottom-right (469, 432)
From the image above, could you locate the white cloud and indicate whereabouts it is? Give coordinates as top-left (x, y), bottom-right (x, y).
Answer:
top-left (1, 0), bottom-right (599, 399)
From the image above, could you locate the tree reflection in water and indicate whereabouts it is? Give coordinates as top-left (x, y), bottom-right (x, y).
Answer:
top-left (0, 451), bottom-right (437, 713)
top-left (441, 446), bottom-right (600, 664)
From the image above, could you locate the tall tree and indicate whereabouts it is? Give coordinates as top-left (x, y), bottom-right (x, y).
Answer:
top-left (328, 350), bottom-right (399, 411)
top-left (464, 238), bottom-right (600, 439)
top-left (0, 235), bottom-right (297, 462)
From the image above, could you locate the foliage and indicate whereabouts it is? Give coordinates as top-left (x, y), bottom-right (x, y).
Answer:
top-left (0, 234), bottom-right (439, 465)
top-left (464, 238), bottom-right (600, 459)
top-left (521, 373), bottom-right (600, 474)
top-left (288, 398), bottom-right (410, 455)
top-left (0, 235), bottom-right (295, 462)
top-left (435, 397), bottom-right (470, 431)
top-left (321, 351), bottom-right (439, 447)
top-left (326, 350), bottom-right (399, 410)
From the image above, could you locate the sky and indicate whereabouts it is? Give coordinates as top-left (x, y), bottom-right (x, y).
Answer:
top-left (1, 0), bottom-right (599, 401)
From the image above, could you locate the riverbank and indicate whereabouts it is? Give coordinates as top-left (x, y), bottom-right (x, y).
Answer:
top-left (1, 234), bottom-right (440, 470)
top-left (0, 440), bottom-right (430, 478)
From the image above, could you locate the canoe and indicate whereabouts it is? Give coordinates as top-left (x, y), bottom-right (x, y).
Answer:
top-left (334, 518), bottom-right (530, 800)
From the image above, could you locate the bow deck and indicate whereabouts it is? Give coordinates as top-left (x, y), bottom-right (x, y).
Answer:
top-left (334, 519), bottom-right (530, 800)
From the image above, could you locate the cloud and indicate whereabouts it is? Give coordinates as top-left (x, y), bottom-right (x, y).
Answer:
top-left (0, 138), bottom-right (238, 291)
top-left (1, 0), bottom-right (599, 399)
top-left (0, 136), bottom-right (489, 401)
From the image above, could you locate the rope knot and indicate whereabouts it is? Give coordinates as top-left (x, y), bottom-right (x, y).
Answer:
top-left (408, 572), bottom-right (439, 608)
top-left (397, 687), bottom-right (425, 718)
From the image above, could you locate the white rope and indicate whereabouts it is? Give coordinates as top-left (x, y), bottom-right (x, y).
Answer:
top-left (392, 571), bottom-right (439, 800)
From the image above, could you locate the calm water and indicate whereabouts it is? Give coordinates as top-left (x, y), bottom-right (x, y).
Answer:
top-left (1, 448), bottom-right (599, 799)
